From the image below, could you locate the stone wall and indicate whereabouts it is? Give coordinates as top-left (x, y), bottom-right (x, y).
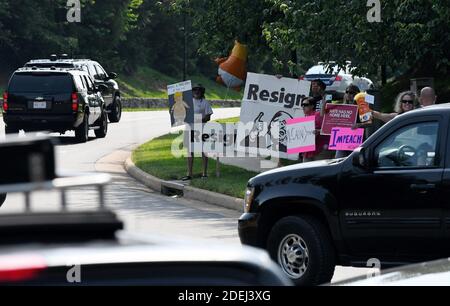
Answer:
top-left (122, 98), bottom-right (241, 109)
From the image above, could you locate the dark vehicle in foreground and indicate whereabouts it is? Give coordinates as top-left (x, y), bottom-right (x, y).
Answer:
top-left (0, 137), bottom-right (290, 286)
top-left (239, 104), bottom-right (450, 286)
top-left (2, 67), bottom-right (108, 143)
top-left (25, 56), bottom-right (122, 123)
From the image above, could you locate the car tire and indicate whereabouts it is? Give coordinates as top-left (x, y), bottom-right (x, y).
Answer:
top-left (0, 193), bottom-right (6, 207)
top-left (94, 108), bottom-right (108, 138)
top-left (108, 95), bottom-right (122, 123)
top-left (267, 215), bottom-right (336, 286)
top-left (75, 113), bottom-right (89, 143)
top-left (5, 126), bottom-right (19, 135)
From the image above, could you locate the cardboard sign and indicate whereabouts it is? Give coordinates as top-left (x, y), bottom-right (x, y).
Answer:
top-left (365, 94), bottom-right (375, 105)
top-left (321, 104), bottom-right (358, 135)
top-left (286, 116), bottom-right (316, 155)
top-left (329, 128), bottom-right (364, 151)
top-left (237, 73), bottom-right (310, 159)
top-left (243, 72), bottom-right (311, 109)
top-left (167, 81), bottom-right (194, 127)
top-left (186, 123), bottom-right (237, 157)
top-left (355, 92), bottom-right (373, 123)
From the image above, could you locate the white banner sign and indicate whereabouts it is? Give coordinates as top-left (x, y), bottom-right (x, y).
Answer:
top-left (243, 72), bottom-right (311, 109)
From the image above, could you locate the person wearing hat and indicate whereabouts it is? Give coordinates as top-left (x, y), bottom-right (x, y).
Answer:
top-left (182, 84), bottom-right (214, 181)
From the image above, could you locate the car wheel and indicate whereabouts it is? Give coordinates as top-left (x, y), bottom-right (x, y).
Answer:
top-left (108, 95), bottom-right (122, 123)
top-left (75, 114), bottom-right (89, 143)
top-left (267, 215), bottom-right (336, 286)
top-left (0, 193), bottom-right (6, 207)
top-left (94, 108), bottom-right (108, 138)
top-left (5, 126), bottom-right (19, 135)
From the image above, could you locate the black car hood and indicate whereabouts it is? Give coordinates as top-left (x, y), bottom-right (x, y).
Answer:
top-left (249, 158), bottom-right (345, 186)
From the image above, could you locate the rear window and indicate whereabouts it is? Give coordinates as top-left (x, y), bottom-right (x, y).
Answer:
top-left (9, 73), bottom-right (74, 93)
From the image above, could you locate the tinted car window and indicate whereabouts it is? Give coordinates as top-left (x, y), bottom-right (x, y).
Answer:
top-left (9, 73), bottom-right (73, 93)
top-left (375, 122), bottom-right (439, 168)
top-left (87, 64), bottom-right (98, 78)
top-left (94, 65), bottom-right (106, 80)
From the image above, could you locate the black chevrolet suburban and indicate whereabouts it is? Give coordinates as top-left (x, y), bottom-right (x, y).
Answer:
top-left (239, 103), bottom-right (450, 286)
top-left (25, 56), bottom-right (122, 123)
top-left (2, 67), bottom-right (108, 142)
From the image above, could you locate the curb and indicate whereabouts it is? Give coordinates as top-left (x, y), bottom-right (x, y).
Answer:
top-left (124, 157), bottom-right (243, 212)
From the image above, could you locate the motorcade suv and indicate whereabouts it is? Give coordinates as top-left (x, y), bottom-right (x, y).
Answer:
top-left (24, 55), bottom-right (122, 123)
top-left (2, 67), bottom-right (108, 143)
top-left (239, 104), bottom-right (450, 286)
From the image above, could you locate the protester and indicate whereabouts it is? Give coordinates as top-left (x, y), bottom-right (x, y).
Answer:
top-left (301, 97), bottom-right (334, 162)
top-left (419, 87), bottom-right (437, 107)
top-left (182, 84), bottom-right (214, 181)
top-left (311, 79), bottom-right (327, 113)
top-left (373, 91), bottom-right (418, 123)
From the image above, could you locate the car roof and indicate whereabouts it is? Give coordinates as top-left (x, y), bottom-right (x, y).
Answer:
top-left (13, 67), bottom-right (89, 76)
top-left (306, 64), bottom-right (347, 75)
top-left (394, 103), bottom-right (450, 120)
top-left (26, 59), bottom-right (97, 65)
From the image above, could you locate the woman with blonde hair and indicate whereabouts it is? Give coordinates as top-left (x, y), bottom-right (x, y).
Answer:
top-left (373, 91), bottom-right (418, 123)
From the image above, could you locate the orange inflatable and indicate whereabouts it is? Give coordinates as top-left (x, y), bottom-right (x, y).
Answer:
top-left (215, 40), bottom-right (248, 91)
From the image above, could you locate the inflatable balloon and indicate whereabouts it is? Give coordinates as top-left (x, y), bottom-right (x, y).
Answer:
top-left (215, 40), bottom-right (248, 91)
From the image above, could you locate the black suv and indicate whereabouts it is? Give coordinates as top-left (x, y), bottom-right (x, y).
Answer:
top-left (2, 67), bottom-right (108, 143)
top-left (24, 56), bottom-right (122, 123)
top-left (239, 104), bottom-right (450, 286)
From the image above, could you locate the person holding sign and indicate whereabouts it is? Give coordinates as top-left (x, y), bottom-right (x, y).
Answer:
top-left (372, 91), bottom-right (418, 123)
top-left (301, 97), bottom-right (333, 162)
top-left (182, 84), bottom-right (214, 181)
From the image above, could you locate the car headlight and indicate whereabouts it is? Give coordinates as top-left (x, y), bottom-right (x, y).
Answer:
top-left (244, 186), bottom-right (255, 213)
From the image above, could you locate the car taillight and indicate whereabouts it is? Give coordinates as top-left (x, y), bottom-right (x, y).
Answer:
top-left (334, 75), bottom-right (343, 82)
top-left (0, 255), bottom-right (47, 283)
top-left (2, 92), bottom-right (8, 111)
top-left (299, 75), bottom-right (305, 81)
top-left (71, 92), bottom-right (79, 112)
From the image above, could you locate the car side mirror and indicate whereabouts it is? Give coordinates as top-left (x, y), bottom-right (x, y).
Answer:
top-left (352, 147), bottom-right (368, 168)
top-left (96, 84), bottom-right (108, 92)
top-left (108, 72), bottom-right (117, 80)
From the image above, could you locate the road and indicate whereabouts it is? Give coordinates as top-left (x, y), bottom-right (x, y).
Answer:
top-left (0, 109), bottom-right (369, 283)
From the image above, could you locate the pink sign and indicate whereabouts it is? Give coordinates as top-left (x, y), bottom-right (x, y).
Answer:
top-left (321, 104), bottom-right (358, 135)
top-left (329, 128), bottom-right (364, 151)
top-left (286, 116), bottom-right (316, 154)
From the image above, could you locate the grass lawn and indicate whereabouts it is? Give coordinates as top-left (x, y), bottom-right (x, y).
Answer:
top-left (117, 66), bottom-right (243, 101)
top-left (132, 129), bottom-right (257, 199)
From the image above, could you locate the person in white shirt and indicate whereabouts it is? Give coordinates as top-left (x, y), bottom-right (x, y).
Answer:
top-left (182, 84), bottom-right (214, 181)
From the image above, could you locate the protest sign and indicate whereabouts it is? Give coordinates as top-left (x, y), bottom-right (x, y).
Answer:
top-left (237, 73), bottom-right (310, 158)
top-left (328, 127), bottom-right (364, 151)
top-left (286, 116), bottom-right (316, 155)
top-left (167, 80), bottom-right (194, 127)
top-left (355, 92), bottom-right (373, 123)
top-left (321, 104), bottom-right (358, 135)
top-left (185, 122), bottom-right (237, 157)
